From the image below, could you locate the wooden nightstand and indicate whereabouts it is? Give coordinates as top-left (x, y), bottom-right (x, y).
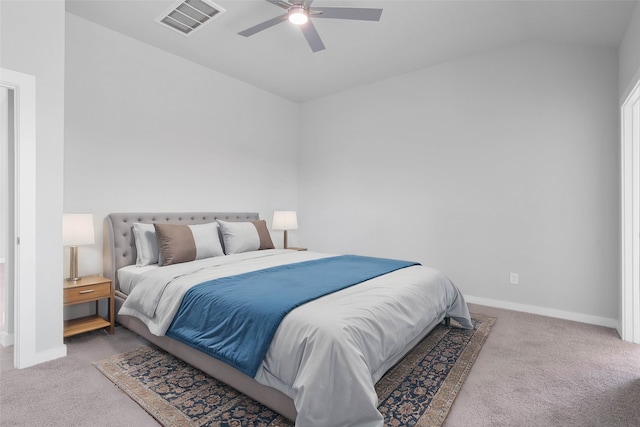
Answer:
top-left (64, 275), bottom-right (114, 337)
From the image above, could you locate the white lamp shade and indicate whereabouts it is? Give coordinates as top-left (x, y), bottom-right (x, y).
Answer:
top-left (63, 213), bottom-right (95, 246)
top-left (272, 211), bottom-right (298, 230)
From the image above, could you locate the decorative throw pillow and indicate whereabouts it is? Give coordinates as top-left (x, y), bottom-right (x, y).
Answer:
top-left (132, 223), bottom-right (160, 266)
top-left (217, 219), bottom-right (275, 255)
top-left (154, 222), bottom-right (224, 266)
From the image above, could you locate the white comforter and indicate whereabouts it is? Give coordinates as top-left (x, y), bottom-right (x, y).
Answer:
top-left (119, 249), bottom-right (472, 427)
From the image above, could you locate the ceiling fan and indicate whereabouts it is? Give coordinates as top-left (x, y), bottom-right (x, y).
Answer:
top-left (238, 0), bottom-right (383, 53)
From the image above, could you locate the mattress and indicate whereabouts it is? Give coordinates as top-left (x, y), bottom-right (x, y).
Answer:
top-left (117, 264), bottom-right (158, 295)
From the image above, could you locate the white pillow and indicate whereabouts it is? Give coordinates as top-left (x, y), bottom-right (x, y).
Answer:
top-left (132, 223), bottom-right (160, 266)
top-left (189, 222), bottom-right (225, 259)
top-left (217, 219), bottom-right (275, 255)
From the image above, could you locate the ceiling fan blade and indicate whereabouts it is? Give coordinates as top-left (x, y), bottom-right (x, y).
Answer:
top-left (265, 0), bottom-right (293, 10)
top-left (300, 20), bottom-right (325, 52)
top-left (311, 7), bottom-right (383, 21)
top-left (238, 13), bottom-right (289, 37)
top-left (303, 0), bottom-right (315, 7)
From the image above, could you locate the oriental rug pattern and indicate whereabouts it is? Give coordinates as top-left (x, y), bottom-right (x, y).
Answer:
top-left (94, 313), bottom-right (494, 427)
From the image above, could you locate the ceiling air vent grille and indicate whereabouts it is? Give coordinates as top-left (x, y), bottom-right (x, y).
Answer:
top-left (156, 0), bottom-right (226, 36)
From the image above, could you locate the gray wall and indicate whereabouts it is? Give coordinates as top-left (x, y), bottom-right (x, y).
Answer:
top-left (298, 42), bottom-right (620, 323)
top-left (64, 14), bottom-right (300, 277)
top-left (619, 2), bottom-right (640, 100)
top-left (0, 0), bottom-right (66, 355)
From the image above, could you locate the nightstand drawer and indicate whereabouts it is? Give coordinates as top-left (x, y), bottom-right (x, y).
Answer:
top-left (64, 282), bottom-right (111, 304)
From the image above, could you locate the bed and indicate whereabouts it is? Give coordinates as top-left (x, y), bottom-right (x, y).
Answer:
top-left (103, 212), bottom-right (472, 427)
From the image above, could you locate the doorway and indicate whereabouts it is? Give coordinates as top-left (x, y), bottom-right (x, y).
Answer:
top-left (0, 86), bottom-right (14, 347)
top-left (621, 79), bottom-right (640, 344)
top-left (0, 67), bottom-right (37, 368)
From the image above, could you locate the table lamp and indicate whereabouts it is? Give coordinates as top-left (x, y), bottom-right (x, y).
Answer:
top-left (63, 213), bottom-right (95, 281)
top-left (272, 211), bottom-right (298, 249)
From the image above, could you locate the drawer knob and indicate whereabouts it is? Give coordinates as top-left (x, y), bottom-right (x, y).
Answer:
top-left (79, 289), bottom-right (95, 294)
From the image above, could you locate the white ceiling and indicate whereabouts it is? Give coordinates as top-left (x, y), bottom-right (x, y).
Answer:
top-left (65, 0), bottom-right (638, 102)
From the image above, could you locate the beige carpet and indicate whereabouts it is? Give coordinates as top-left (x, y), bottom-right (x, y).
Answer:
top-left (4, 304), bottom-right (640, 426)
top-left (94, 313), bottom-right (494, 426)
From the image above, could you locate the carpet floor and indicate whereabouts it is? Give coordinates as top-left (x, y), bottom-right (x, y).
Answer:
top-left (94, 314), bottom-right (494, 426)
top-left (2, 303), bottom-right (640, 426)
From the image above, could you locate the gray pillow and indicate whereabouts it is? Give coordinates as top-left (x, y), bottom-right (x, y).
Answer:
top-left (154, 222), bottom-right (224, 266)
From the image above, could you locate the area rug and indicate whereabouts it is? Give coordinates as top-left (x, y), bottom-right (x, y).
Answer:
top-left (94, 313), bottom-right (494, 427)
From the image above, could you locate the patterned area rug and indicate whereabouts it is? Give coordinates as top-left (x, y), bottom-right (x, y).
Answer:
top-left (94, 313), bottom-right (494, 427)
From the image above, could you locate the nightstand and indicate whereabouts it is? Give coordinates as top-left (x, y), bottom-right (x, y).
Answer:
top-left (63, 275), bottom-right (114, 337)
top-left (288, 247), bottom-right (307, 251)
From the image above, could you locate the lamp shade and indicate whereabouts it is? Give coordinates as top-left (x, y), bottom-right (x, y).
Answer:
top-left (272, 211), bottom-right (298, 230)
top-left (63, 213), bottom-right (95, 246)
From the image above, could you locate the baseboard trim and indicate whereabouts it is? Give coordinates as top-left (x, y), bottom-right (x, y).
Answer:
top-left (465, 295), bottom-right (619, 330)
top-left (17, 344), bottom-right (67, 369)
top-left (0, 331), bottom-right (14, 347)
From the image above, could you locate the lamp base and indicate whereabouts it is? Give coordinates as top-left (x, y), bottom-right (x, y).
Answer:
top-left (68, 246), bottom-right (80, 282)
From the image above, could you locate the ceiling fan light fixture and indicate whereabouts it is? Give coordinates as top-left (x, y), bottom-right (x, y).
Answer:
top-left (288, 6), bottom-right (309, 25)
top-left (239, 1), bottom-right (384, 53)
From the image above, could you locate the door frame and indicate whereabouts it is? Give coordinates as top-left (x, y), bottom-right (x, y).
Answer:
top-left (621, 78), bottom-right (640, 343)
top-left (0, 67), bottom-right (38, 368)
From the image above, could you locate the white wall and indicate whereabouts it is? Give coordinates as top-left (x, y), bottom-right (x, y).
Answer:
top-left (619, 2), bottom-right (640, 100)
top-left (0, 1), bottom-right (66, 356)
top-left (64, 14), bottom-right (300, 278)
top-left (299, 42), bottom-right (619, 323)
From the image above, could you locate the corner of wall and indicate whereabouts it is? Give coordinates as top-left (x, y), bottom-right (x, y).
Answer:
top-left (619, 1), bottom-right (640, 101)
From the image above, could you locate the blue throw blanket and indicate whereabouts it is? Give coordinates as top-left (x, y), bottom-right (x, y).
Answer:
top-left (165, 255), bottom-right (419, 377)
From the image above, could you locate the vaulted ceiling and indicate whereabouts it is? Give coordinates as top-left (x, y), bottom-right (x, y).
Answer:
top-left (65, 0), bottom-right (638, 102)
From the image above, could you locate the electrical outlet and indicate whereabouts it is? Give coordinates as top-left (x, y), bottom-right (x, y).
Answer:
top-left (509, 272), bottom-right (519, 285)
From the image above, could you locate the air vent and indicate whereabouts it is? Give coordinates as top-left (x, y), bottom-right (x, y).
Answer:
top-left (156, 0), bottom-right (226, 36)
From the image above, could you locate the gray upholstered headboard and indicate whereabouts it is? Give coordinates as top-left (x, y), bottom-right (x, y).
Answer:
top-left (103, 212), bottom-right (260, 291)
